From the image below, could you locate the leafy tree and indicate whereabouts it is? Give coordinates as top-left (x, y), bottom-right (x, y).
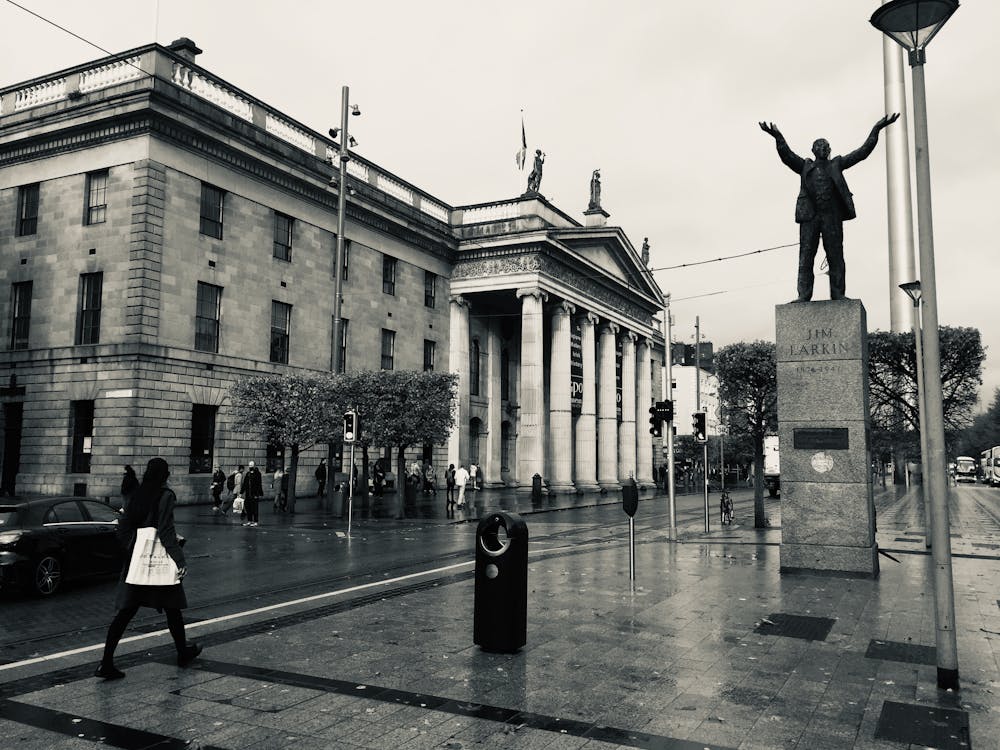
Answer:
top-left (952, 388), bottom-right (1000, 458)
top-left (229, 373), bottom-right (341, 510)
top-left (335, 370), bottom-right (458, 517)
top-left (715, 341), bottom-right (777, 527)
top-left (868, 326), bottom-right (984, 476)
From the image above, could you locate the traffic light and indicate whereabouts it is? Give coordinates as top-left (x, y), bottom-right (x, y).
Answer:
top-left (648, 405), bottom-right (661, 437)
top-left (343, 410), bottom-right (359, 444)
top-left (659, 399), bottom-right (674, 423)
top-left (692, 411), bottom-right (707, 444)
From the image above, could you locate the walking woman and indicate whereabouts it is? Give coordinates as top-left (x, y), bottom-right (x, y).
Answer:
top-left (95, 457), bottom-right (201, 680)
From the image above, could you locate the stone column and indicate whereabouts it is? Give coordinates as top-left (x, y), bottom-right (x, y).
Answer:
top-left (516, 287), bottom-right (547, 491)
top-left (574, 312), bottom-right (600, 491)
top-left (617, 331), bottom-right (638, 482)
top-left (597, 321), bottom-right (620, 490)
top-left (447, 296), bottom-right (470, 468)
top-left (484, 318), bottom-right (503, 488)
top-left (548, 301), bottom-right (576, 492)
top-left (636, 338), bottom-right (655, 486)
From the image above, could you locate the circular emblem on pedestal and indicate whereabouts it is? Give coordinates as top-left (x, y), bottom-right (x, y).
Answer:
top-left (811, 451), bottom-right (834, 474)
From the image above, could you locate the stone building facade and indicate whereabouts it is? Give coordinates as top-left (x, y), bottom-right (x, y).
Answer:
top-left (0, 39), bottom-right (665, 503)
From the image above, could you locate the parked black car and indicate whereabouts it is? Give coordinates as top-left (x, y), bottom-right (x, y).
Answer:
top-left (0, 496), bottom-right (124, 596)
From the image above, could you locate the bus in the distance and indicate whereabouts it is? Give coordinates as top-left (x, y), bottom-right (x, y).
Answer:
top-left (955, 456), bottom-right (978, 484)
top-left (981, 447), bottom-right (1000, 487)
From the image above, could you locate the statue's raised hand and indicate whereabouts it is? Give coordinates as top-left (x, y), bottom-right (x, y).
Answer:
top-left (874, 113), bottom-right (900, 131)
top-left (759, 121), bottom-right (782, 140)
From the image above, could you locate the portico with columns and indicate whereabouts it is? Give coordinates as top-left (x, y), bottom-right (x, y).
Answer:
top-left (446, 194), bottom-right (665, 493)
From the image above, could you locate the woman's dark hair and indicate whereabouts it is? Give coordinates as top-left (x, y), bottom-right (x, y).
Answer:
top-left (123, 457), bottom-right (170, 525)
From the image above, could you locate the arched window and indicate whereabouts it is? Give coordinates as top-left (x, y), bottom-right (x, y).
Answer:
top-left (470, 339), bottom-right (481, 396)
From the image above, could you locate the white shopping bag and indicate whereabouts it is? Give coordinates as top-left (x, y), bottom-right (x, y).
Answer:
top-left (125, 527), bottom-right (180, 586)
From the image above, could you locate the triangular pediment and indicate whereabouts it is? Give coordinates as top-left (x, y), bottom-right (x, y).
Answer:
top-left (552, 228), bottom-right (662, 304)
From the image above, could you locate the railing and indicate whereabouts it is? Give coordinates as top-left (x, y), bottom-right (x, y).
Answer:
top-left (2, 45), bottom-right (454, 225)
top-left (172, 63), bottom-right (252, 122)
top-left (13, 77), bottom-right (67, 111)
top-left (79, 57), bottom-right (144, 93)
top-left (460, 201), bottom-right (522, 223)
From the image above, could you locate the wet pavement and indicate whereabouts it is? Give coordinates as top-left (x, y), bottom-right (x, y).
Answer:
top-left (1, 482), bottom-right (999, 749)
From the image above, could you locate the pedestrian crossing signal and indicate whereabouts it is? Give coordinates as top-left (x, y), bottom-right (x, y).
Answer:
top-left (343, 410), bottom-right (359, 444)
top-left (692, 412), bottom-right (707, 444)
top-left (648, 405), bottom-right (661, 437)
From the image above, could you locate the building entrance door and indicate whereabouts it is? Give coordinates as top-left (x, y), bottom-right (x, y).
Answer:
top-left (2, 403), bottom-right (23, 496)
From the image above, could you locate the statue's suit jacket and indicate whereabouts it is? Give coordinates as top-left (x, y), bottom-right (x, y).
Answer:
top-left (773, 131), bottom-right (880, 223)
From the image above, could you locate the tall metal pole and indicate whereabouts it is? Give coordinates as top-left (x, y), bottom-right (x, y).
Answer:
top-left (331, 85), bottom-right (351, 375)
top-left (882, 27), bottom-right (917, 333)
top-left (696, 318), bottom-right (708, 532)
top-left (910, 52), bottom-right (959, 691)
top-left (663, 297), bottom-right (677, 538)
top-left (911, 299), bottom-right (931, 548)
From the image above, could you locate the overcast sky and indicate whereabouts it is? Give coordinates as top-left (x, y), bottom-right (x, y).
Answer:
top-left (3, 0), bottom-right (997, 412)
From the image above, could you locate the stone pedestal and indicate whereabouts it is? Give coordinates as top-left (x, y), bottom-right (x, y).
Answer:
top-left (775, 299), bottom-right (879, 578)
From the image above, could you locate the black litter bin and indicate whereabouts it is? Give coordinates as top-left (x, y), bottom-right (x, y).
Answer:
top-left (474, 511), bottom-right (528, 653)
top-left (531, 473), bottom-right (542, 501)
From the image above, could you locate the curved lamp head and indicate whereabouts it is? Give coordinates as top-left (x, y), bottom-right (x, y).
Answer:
top-left (871, 0), bottom-right (959, 63)
top-left (899, 280), bottom-right (923, 306)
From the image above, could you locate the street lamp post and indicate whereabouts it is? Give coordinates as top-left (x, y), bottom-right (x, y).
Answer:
top-left (872, 0), bottom-right (960, 691)
top-left (330, 86), bottom-right (360, 375)
top-left (900, 281), bottom-right (931, 548)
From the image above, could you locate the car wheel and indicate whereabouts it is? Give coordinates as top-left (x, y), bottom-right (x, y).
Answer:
top-left (33, 555), bottom-right (62, 596)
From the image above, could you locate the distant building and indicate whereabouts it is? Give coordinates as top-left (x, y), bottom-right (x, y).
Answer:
top-left (669, 366), bottom-right (720, 437)
top-left (0, 39), bottom-right (666, 500)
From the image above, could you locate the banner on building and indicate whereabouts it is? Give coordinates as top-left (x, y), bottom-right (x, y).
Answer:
top-left (615, 338), bottom-right (623, 422)
top-left (570, 323), bottom-right (583, 415)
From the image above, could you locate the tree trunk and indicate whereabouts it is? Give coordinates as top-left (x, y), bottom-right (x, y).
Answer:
top-left (753, 432), bottom-right (766, 528)
top-left (396, 446), bottom-right (406, 520)
top-left (288, 444), bottom-right (300, 512)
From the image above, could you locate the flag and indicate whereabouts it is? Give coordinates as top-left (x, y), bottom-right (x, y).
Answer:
top-left (515, 114), bottom-right (526, 171)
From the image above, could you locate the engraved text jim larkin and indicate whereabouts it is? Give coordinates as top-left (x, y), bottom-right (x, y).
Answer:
top-left (788, 328), bottom-right (850, 357)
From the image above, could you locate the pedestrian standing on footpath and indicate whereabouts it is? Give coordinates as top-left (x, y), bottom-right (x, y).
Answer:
top-left (120, 465), bottom-right (139, 511)
top-left (423, 461), bottom-right (437, 495)
top-left (373, 459), bottom-right (386, 497)
top-left (272, 466), bottom-right (287, 512)
top-left (221, 464), bottom-right (243, 516)
top-left (95, 457), bottom-right (201, 680)
top-left (242, 461), bottom-right (263, 527)
top-left (469, 463), bottom-right (478, 492)
top-left (454, 463), bottom-right (470, 508)
top-left (315, 459), bottom-right (327, 498)
top-left (210, 465), bottom-right (226, 512)
top-left (445, 464), bottom-right (457, 508)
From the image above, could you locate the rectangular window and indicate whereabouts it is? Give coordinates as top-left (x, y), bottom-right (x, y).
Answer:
top-left (188, 405), bottom-right (216, 474)
top-left (423, 339), bottom-right (436, 372)
top-left (500, 349), bottom-right (510, 401)
top-left (195, 282), bottom-right (222, 353)
top-left (199, 183), bottom-right (224, 239)
top-left (16, 183), bottom-right (39, 236)
top-left (270, 300), bottom-right (292, 364)
top-left (266, 441), bottom-right (285, 473)
top-left (76, 272), bottom-right (103, 345)
top-left (10, 281), bottom-right (32, 350)
top-left (380, 328), bottom-right (395, 370)
top-left (273, 212), bottom-right (293, 261)
top-left (340, 238), bottom-right (351, 281)
top-left (424, 271), bottom-right (436, 308)
top-left (331, 317), bottom-right (349, 373)
top-left (70, 400), bottom-right (94, 473)
top-left (470, 339), bottom-right (481, 396)
top-left (382, 255), bottom-right (396, 296)
top-left (85, 170), bottom-right (108, 225)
